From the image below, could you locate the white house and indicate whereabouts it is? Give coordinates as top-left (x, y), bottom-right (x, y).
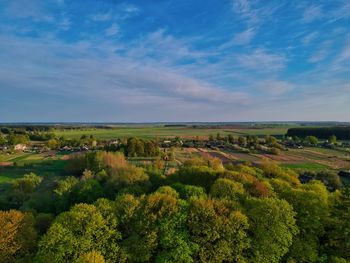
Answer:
top-left (14, 144), bottom-right (27, 151)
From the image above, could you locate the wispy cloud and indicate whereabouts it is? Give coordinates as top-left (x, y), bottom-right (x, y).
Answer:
top-left (4, 0), bottom-right (55, 22)
top-left (232, 0), bottom-right (258, 25)
top-left (105, 23), bottom-right (119, 36)
top-left (302, 5), bottom-right (323, 23)
top-left (302, 31), bottom-right (319, 45)
top-left (221, 27), bottom-right (256, 48)
top-left (91, 12), bottom-right (112, 22)
top-left (308, 41), bottom-right (332, 63)
top-left (236, 49), bottom-right (287, 72)
top-left (59, 17), bottom-right (71, 31)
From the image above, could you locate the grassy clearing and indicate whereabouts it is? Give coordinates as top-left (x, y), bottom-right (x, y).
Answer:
top-left (0, 159), bottom-right (67, 184)
top-left (281, 162), bottom-right (330, 171)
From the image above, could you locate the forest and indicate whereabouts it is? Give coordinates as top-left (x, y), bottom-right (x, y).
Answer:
top-left (287, 127), bottom-right (350, 140)
top-left (1, 148), bottom-right (349, 263)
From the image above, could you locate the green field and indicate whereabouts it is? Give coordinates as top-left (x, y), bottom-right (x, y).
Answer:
top-left (54, 125), bottom-right (293, 140)
top-left (281, 162), bottom-right (330, 171)
top-left (0, 152), bottom-right (67, 183)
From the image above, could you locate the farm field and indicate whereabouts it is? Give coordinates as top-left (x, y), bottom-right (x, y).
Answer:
top-left (0, 152), bottom-right (69, 183)
top-left (53, 125), bottom-right (296, 140)
top-left (172, 146), bottom-right (350, 172)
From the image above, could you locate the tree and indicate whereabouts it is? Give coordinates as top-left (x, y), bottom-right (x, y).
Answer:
top-left (281, 181), bottom-right (329, 262)
top-left (238, 136), bottom-right (247, 146)
top-left (122, 192), bottom-right (196, 262)
top-left (0, 134), bottom-right (6, 145)
top-left (10, 173), bottom-right (42, 206)
top-left (37, 203), bottom-right (122, 262)
top-left (47, 139), bottom-right (59, 149)
top-left (265, 135), bottom-right (277, 145)
top-left (245, 198), bottom-right (298, 263)
top-left (328, 135), bottom-right (337, 144)
top-left (12, 173), bottom-right (42, 194)
top-left (171, 183), bottom-right (207, 200)
top-left (228, 134), bottom-right (234, 144)
top-left (306, 136), bottom-right (319, 146)
top-left (210, 178), bottom-right (245, 201)
top-left (322, 188), bottom-right (350, 260)
top-left (7, 133), bottom-right (29, 146)
top-left (188, 198), bottom-right (250, 262)
top-left (0, 210), bottom-right (37, 262)
top-left (75, 251), bottom-right (106, 263)
top-left (171, 166), bottom-right (218, 191)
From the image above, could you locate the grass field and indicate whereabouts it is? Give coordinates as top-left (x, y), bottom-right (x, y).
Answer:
top-left (281, 162), bottom-right (330, 171)
top-left (54, 125), bottom-right (293, 140)
top-left (0, 151), bottom-right (68, 183)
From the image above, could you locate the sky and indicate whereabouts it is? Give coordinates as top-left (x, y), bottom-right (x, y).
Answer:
top-left (1, 0), bottom-right (350, 122)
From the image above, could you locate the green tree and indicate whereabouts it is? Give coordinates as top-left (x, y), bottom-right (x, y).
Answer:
top-left (122, 192), bottom-right (196, 262)
top-left (245, 198), bottom-right (298, 263)
top-left (281, 181), bottom-right (329, 262)
top-left (322, 188), bottom-right (350, 260)
top-left (0, 134), bottom-right (6, 145)
top-left (306, 136), bottom-right (319, 146)
top-left (328, 135), bottom-right (337, 144)
top-left (188, 198), bottom-right (249, 262)
top-left (37, 203), bottom-right (122, 262)
top-left (210, 178), bottom-right (245, 201)
top-left (10, 173), bottom-right (42, 206)
top-left (7, 133), bottom-right (29, 146)
top-left (75, 251), bottom-right (105, 263)
top-left (238, 136), bottom-right (247, 146)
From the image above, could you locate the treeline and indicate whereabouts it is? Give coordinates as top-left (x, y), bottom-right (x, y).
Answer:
top-left (0, 151), bottom-right (349, 262)
top-left (287, 127), bottom-right (350, 140)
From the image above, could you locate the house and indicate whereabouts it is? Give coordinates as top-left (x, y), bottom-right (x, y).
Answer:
top-left (14, 144), bottom-right (27, 151)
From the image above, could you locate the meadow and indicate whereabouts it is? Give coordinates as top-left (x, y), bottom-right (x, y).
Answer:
top-left (53, 125), bottom-right (294, 140)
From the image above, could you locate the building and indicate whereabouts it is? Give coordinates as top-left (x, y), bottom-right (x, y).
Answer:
top-left (14, 144), bottom-right (27, 151)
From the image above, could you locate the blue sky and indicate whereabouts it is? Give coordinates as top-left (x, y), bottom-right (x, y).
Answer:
top-left (1, 0), bottom-right (350, 122)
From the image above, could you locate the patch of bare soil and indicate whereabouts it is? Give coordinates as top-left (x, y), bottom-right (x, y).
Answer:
top-left (197, 148), bottom-right (234, 163)
top-left (60, 155), bottom-right (70, 160)
top-left (0, 162), bottom-right (14, 167)
top-left (260, 153), bottom-right (305, 163)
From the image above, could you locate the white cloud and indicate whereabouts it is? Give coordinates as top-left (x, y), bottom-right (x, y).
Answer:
top-left (4, 0), bottom-right (54, 22)
top-left (308, 41), bottom-right (332, 63)
top-left (232, 0), bottom-right (258, 25)
top-left (337, 46), bottom-right (350, 63)
top-left (91, 12), bottom-right (112, 22)
top-left (236, 49), bottom-right (286, 72)
top-left (105, 23), bottom-right (119, 36)
top-left (302, 5), bottom-right (323, 23)
top-left (59, 17), bottom-right (71, 31)
top-left (221, 27), bottom-right (256, 48)
top-left (329, 2), bottom-right (350, 22)
top-left (0, 34), bottom-right (250, 118)
top-left (123, 4), bottom-right (140, 14)
top-left (302, 31), bottom-right (319, 45)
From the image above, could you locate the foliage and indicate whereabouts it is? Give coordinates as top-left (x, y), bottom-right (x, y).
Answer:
top-left (245, 198), bottom-right (298, 263)
top-left (0, 148), bottom-right (349, 262)
top-left (37, 203), bottom-right (122, 262)
top-left (0, 210), bottom-right (37, 262)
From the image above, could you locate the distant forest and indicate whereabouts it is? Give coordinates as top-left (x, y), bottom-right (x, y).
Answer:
top-left (287, 127), bottom-right (350, 140)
